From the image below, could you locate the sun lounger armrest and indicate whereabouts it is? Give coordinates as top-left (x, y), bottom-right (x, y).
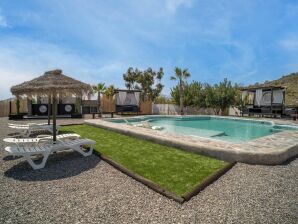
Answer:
top-left (7, 131), bottom-right (26, 138)
top-left (4, 140), bottom-right (19, 147)
top-left (37, 138), bottom-right (55, 145)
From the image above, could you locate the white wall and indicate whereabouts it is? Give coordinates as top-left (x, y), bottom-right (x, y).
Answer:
top-left (228, 107), bottom-right (241, 116)
top-left (152, 104), bottom-right (179, 115)
top-left (153, 104), bottom-right (241, 116)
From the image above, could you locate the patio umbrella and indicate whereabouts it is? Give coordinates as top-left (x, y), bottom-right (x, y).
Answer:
top-left (11, 69), bottom-right (92, 141)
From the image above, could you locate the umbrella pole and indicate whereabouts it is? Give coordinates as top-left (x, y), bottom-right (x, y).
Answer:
top-left (48, 95), bottom-right (51, 125)
top-left (52, 95), bottom-right (57, 142)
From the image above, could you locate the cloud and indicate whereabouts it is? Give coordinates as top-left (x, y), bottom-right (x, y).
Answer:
top-left (1, 0), bottom-right (298, 99)
top-left (165, 0), bottom-right (193, 14)
top-left (278, 34), bottom-right (298, 73)
top-left (0, 37), bottom-right (128, 100)
top-left (0, 10), bottom-right (8, 27)
top-left (280, 35), bottom-right (298, 52)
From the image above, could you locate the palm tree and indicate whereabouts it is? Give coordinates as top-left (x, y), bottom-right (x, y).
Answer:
top-left (104, 85), bottom-right (115, 99)
top-left (92, 82), bottom-right (106, 116)
top-left (170, 67), bottom-right (190, 115)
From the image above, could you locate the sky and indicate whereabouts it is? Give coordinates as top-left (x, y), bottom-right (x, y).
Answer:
top-left (0, 0), bottom-right (298, 100)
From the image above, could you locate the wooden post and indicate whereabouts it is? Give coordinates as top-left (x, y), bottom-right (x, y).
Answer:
top-left (27, 98), bottom-right (32, 116)
top-left (9, 100), bottom-right (11, 115)
top-left (283, 89), bottom-right (286, 116)
top-left (270, 88), bottom-right (273, 115)
top-left (52, 95), bottom-right (57, 142)
top-left (16, 96), bottom-right (20, 115)
top-left (47, 95), bottom-right (51, 125)
top-left (79, 97), bottom-right (82, 114)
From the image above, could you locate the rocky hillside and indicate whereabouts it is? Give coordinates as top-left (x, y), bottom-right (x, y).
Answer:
top-left (248, 72), bottom-right (298, 106)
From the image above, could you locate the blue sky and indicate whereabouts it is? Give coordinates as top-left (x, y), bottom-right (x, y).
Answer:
top-left (0, 0), bottom-right (298, 100)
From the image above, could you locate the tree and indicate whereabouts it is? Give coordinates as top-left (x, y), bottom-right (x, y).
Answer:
top-left (154, 95), bottom-right (172, 104)
top-left (205, 84), bottom-right (221, 115)
top-left (217, 78), bottom-right (238, 114)
top-left (205, 78), bottom-right (238, 115)
top-left (123, 67), bottom-right (140, 90)
top-left (92, 82), bottom-right (106, 115)
top-left (234, 87), bottom-right (249, 116)
top-left (123, 67), bottom-right (164, 101)
top-left (188, 81), bottom-right (206, 107)
top-left (170, 77), bottom-right (239, 115)
top-left (104, 85), bottom-right (115, 99)
top-left (170, 82), bottom-right (196, 107)
top-left (170, 67), bottom-right (190, 115)
top-left (136, 67), bottom-right (164, 101)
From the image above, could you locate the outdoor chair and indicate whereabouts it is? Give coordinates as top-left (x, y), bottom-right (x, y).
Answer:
top-left (3, 133), bottom-right (80, 147)
top-left (8, 123), bottom-right (60, 137)
top-left (5, 138), bottom-right (96, 170)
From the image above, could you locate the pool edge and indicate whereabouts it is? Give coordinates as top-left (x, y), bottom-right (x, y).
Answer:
top-left (84, 118), bottom-right (298, 165)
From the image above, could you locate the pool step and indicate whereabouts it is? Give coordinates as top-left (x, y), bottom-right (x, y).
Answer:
top-left (210, 132), bottom-right (228, 137)
top-left (161, 125), bottom-right (227, 138)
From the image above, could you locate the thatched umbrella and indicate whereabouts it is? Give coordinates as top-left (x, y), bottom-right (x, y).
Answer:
top-left (11, 69), bottom-right (92, 141)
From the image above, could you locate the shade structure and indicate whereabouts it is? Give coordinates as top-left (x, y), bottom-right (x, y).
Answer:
top-left (11, 69), bottom-right (92, 141)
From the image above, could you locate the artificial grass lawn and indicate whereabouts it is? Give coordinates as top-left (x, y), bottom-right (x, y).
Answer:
top-left (61, 124), bottom-right (228, 196)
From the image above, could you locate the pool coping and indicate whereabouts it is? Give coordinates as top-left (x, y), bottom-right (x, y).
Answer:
top-left (85, 115), bottom-right (298, 165)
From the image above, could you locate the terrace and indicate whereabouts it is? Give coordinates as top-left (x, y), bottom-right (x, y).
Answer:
top-left (2, 1), bottom-right (298, 222)
top-left (1, 68), bottom-right (298, 223)
top-left (1, 117), bottom-right (297, 223)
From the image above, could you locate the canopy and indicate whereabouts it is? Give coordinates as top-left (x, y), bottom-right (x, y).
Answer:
top-left (11, 69), bottom-right (92, 141)
top-left (115, 89), bottom-right (141, 106)
top-left (11, 69), bottom-right (91, 97)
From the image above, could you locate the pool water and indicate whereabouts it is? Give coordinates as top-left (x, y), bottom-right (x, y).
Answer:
top-left (108, 116), bottom-right (297, 143)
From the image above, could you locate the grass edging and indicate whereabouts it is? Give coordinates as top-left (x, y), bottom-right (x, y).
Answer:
top-left (182, 162), bottom-right (236, 201)
top-left (93, 150), bottom-right (235, 204)
top-left (93, 150), bottom-right (184, 203)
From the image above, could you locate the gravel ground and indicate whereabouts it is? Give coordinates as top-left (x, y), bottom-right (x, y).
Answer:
top-left (0, 117), bottom-right (297, 224)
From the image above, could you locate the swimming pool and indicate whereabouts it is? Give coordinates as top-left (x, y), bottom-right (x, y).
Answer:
top-left (109, 116), bottom-right (297, 143)
top-left (85, 116), bottom-right (298, 165)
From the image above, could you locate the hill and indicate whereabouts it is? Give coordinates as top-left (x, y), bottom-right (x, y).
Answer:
top-left (248, 72), bottom-right (298, 106)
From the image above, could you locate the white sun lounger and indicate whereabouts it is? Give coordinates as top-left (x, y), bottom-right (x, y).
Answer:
top-left (5, 138), bottom-right (96, 169)
top-left (8, 123), bottom-right (48, 127)
top-left (3, 133), bottom-right (80, 147)
top-left (8, 123), bottom-right (60, 137)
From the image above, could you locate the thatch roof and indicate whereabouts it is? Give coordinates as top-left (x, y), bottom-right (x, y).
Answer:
top-left (11, 69), bottom-right (92, 97)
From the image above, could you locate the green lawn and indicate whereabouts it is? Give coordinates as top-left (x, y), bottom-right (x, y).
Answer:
top-left (61, 124), bottom-right (228, 196)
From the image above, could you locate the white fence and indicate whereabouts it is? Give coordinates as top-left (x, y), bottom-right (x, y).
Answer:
top-left (152, 104), bottom-right (240, 116)
top-left (228, 107), bottom-right (241, 116)
top-left (152, 104), bottom-right (219, 115)
top-left (185, 107), bottom-right (217, 115)
top-left (152, 104), bottom-right (180, 115)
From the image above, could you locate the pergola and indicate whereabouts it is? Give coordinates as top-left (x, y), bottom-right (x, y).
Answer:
top-left (114, 89), bottom-right (141, 114)
top-left (11, 69), bottom-right (92, 141)
top-left (240, 85), bottom-right (286, 116)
